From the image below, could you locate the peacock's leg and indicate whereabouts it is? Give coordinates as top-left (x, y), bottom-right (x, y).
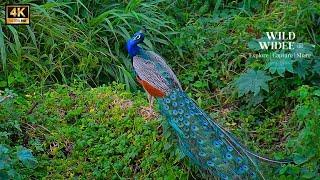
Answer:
top-left (147, 93), bottom-right (155, 108)
top-left (139, 92), bottom-right (156, 120)
top-left (138, 85), bottom-right (160, 120)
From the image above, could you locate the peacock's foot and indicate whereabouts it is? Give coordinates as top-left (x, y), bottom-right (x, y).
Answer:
top-left (140, 106), bottom-right (158, 121)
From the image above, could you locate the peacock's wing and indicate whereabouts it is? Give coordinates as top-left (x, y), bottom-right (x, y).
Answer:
top-left (146, 51), bottom-right (182, 89)
top-left (133, 51), bottom-right (181, 95)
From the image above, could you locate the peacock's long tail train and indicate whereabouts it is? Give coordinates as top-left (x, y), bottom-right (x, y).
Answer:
top-left (157, 88), bottom-right (288, 180)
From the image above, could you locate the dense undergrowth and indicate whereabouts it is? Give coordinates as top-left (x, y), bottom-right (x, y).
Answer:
top-left (0, 83), bottom-right (192, 179)
top-left (0, 0), bottom-right (320, 179)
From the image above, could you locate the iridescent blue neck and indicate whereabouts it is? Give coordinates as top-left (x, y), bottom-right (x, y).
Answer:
top-left (126, 40), bottom-right (141, 58)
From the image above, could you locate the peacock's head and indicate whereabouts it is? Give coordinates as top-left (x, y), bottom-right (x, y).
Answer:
top-left (126, 28), bottom-right (146, 57)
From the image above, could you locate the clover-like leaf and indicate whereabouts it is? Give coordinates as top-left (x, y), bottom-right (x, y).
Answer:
top-left (233, 69), bottom-right (272, 96)
top-left (265, 56), bottom-right (294, 76)
top-left (16, 147), bottom-right (38, 169)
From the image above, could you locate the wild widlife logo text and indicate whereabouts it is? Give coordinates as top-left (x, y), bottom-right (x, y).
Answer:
top-left (260, 32), bottom-right (297, 50)
top-left (246, 26), bottom-right (312, 59)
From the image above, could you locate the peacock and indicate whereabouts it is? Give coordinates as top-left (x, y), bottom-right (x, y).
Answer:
top-left (126, 28), bottom-right (291, 179)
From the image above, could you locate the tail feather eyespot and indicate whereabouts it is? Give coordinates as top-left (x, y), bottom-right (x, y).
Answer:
top-left (191, 126), bottom-right (199, 132)
top-left (221, 174), bottom-right (229, 180)
top-left (226, 153), bottom-right (233, 160)
top-left (183, 120), bottom-right (190, 126)
top-left (199, 151), bottom-right (206, 157)
top-left (207, 161), bottom-right (214, 167)
top-left (172, 110), bottom-right (178, 115)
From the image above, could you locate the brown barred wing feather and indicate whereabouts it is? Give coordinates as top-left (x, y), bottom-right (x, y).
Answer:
top-left (133, 55), bottom-right (172, 96)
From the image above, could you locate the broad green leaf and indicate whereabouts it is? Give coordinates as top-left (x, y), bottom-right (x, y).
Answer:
top-left (312, 59), bottom-right (320, 75)
top-left (234, 69), bottom-right (272, 96)
top-left (313, 90), bottom-right (320, 96)
top-left (0, 145), bottom-right (10, 169)
top-left (301, 172), bottom-right (315, 179)
top-left (297, 106), bottom-right (310, 119)
top-left (16, 147), bottom-right (38, 169)
top-left (293, 153), bottom-right (308, 165)
top-left (212, 16), bottom-right (220, 23)
top-left (294, 59), bottom-right (311, 79)
top-left (247, 40), bottom-right (260, 50)
top-left (193, 81), bottom-right (207, 88)
top-left (265, 56), bottom-right (294, 76)
top-left (279, 166), bottom-right (288, 175)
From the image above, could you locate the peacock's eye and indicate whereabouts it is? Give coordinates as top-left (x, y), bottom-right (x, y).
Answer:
top-left (134, 34), bottom-right (141, 40)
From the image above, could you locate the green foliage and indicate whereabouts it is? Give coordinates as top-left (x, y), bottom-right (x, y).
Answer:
top-left (0, 145), bottom-right (37, 180)
top-left (0, 83), bottom-right (191, 179)
top-left (0, 0), bottom-right (174, 90)
top-left (0, 0), bottom-right (320, 179)
top-left (160, 0), bottom-right (320, 178)
top-left (0, 89), bottom-right (22, 144)
top-left (277, 85), bottom-right (320, 179)
top-left (265, 56), bottom-right (294, 76)
top-left (16, 147), bottom-right (38, 169)
top-left (233, 69), bottom-right (272, 96)
top-left (0, 89), bottom-right (38, 179)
